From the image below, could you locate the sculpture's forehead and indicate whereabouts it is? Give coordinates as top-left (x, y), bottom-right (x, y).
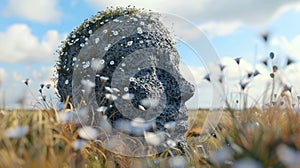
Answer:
top-left (57, 7), bottom-right (182, 104)
top-left (76, 12), bottom-right (180, 67)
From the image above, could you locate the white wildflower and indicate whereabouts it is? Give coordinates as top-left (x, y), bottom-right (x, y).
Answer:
top-left (77, 126), bottom-right (99, 140)
top-left (97, 106), bottom-right (107, 113)
top-left (122, 93), bottom-right (134, 100)
top-left (104, 87), bottom-right (113, 93)
top-left (233, 158), bottom-right (262, 168)
top-left (166, 139), bottom-right (176, 147)
top-left (112, 88), bottom-right (120, 93)
top-left (1, 110), bottom-right (6, 115)
top-left (4, 126), bottom-right (29, 138)
top-left (164, 121), bottom-right (176, 132)
top-left (168, 156), bottom-right (186, 168)
top-left (100, 115), bottom-right (112, 133)
top-left (91, 59), bottom-right (105, 72)
top-left (105, 93), bottom-right (118, 101)
top-left (144, 131), bottom-right (165, 146)
top-left (58, 111), bottom-right (74, 123)
top-left (140, 98), bottom-right (159, 109)
top-left (71, 139), bottom-right (87, 150)
top-left (100, 76), bottom-right (109, 83)
top-left (81, 79), bottom-right (95, 94)
top-left (276, 144), bottom-right (300, 167)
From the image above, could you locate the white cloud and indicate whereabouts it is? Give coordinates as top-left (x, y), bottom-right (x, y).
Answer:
top-left (179, 63), bottom-right (207, 85)
top-left (85, 0), bottom-right (300, 25)
top-left (277, 1), bottom-right (300, 13)
top-left (5, 66), bottom-right (57, 109)
top-left (271, 35), bottom-right (300, 59)
top-left (180, 56), bottom-right (300, 109)
top-left (198, 21), bottom-right (242, 37)
top-left (3, 0), bottom-right (62, 23)
top-left (221, 57), bottom-right (254, 81)
top-left (0, 24), bottom-right (66, 63)
top-left (33, 66), bottom-right (56, 84)
top-left (179, 63), bottom-right (210, 109)
top-left (180, 57), bottom-right (275, 109)
top-left (12, 72), bottom-right (24, 82)
top-left (0, 68), bottom-right (6, 85)
top-left (296, 3), bottom-right (300, 11)
top-left (281, 63), bottom-right (300, 94)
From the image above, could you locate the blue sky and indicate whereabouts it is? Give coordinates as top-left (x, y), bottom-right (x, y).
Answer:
top-left (0, 0), bottom-right (300, 109)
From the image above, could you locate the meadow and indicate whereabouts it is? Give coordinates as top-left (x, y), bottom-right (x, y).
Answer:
top-left (1, 53), bottom-right (300, 168)
top-left (1, 98), bottom-right (300, 167)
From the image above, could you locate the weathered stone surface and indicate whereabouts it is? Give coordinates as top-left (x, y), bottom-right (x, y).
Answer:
top-left (56, 7), bottom-right (194, 145)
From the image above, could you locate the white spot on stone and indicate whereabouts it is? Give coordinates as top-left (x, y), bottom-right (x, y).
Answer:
top-left (138, 105), bottom-right (146, 111)
top-left (137, 27), bottom-right (143, 34)
top-left (112, 30), bottom-right (118, 36)
top-left (95, 38), bottom-right (100, 44)
top-left (127, 41), bottom-right (133, 46)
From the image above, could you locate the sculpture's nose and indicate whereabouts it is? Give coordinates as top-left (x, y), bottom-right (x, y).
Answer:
top-left (179, 76), bottom-right (195, 102)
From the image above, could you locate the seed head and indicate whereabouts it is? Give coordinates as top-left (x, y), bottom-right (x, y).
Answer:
top-left (261, 32), bottom-right (269, 43)
top-left (46, 84), bottom-right (51, 89)
top-left (204, 74), bottom-right (210, 82)
top-left (286, 57), bottom-right (295, 66)
top-left (273, 65), bottom-right (278, 72)
top-left (234, 57), bottom-right (242, 65)
top-left (262, 59), bottom-right (268, 66)
top-left (269, 52), bottom-right (275, 59)
top-left (24, 78), bottom-right (29, 86)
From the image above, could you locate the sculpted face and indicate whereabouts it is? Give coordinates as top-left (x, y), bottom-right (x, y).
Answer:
top-left (57, 7), bottom-right (195, 152)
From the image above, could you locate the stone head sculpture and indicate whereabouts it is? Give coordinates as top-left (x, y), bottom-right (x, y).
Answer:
top-left (56, 7), bottom-right (195, 153)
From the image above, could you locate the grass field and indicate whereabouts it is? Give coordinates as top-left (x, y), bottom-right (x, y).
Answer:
top-left (1, 101), bottom-right (299, 168)
top-left (1, 51), bottom-right (299, 167)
